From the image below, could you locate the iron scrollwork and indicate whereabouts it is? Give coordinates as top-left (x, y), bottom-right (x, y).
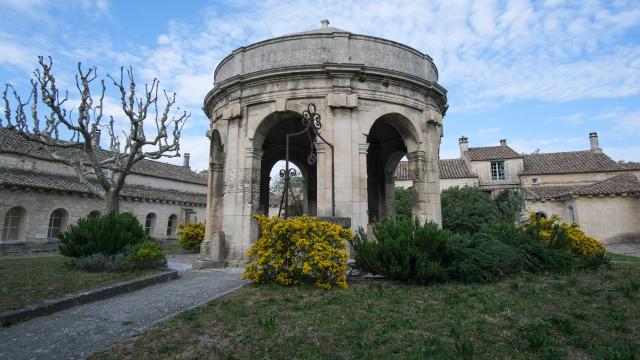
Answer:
top-left (278, 103), bottom-right (335, 218)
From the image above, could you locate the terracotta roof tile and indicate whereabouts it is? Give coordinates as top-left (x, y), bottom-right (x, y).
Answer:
top-left (0, 127), bottom-right (206, 185)
top-left (524, 173), bottom-right (640, 200)
top-left (522, 151), bottom-right (623, 175)
top-left (0, 167), bottom-right (206, 205)
top-left (572, 173), bottom-right (640, 196)
top-left (438, 159), bottom-right (475, 179)
top-left (466, 145), bottom-right (521, 161)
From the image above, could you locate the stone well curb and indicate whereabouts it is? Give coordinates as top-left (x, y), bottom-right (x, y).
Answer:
top-left (0, 270), bottom-right (179, 327)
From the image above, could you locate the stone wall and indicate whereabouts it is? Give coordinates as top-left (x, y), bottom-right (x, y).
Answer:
top-left (0, 188), bottom-right (205, 255)
top-left (520, 171), bottom-right (629, 186)
top-left (471, 158), bottom-right (523, 186)
top-left (573, 196), bottom-right (640, 244)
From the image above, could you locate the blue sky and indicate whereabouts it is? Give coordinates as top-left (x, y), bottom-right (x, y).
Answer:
top-left (1, 0), bottom-right (639, 171)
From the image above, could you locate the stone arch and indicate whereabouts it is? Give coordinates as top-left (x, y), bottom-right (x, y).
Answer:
top-left (2, 206), bottom-right (26, 241)
top-left (88, 210), bottom-right (101, 219)
top-left (144, 212), bottom-right (157, 237)
top-left (255, 111), bottom-right (317, 217)
top-left (166, 214), bottom-right (178, 237)
top-left (366, 115), bottom-right (416, 222)
top-left (47, 208), bottom-right (69, 239)
top-left (363, 111), bottom-right (421, 153)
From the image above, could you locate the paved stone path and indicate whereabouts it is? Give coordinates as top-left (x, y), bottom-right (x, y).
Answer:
top-left (0, 267), bottom-right (247, 360)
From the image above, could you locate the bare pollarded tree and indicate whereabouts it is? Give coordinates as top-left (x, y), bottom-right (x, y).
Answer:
top-left (1, 56), bottom-right (189, 214)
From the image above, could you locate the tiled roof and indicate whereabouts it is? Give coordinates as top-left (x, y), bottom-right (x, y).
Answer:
top-left (394, 159), bottom-right (477, 180)
top-left (522, 151), bottom-right (623, 175)
top-left (439, 159), bottom-right (475, 179)
top-left (0, 166), bottom-right (95, 194)
top-left (0, 127), bottom-right (206, 185)
top-left (524, 173), bottom-right (640, 200)
top-left (619, 162), bottom-right (640, 171)
top-left (572, 173), bottom-right (640, 196)
top-left (466, 146), bottom-right (521, 161)
top-left (523, 185), bottom-right (583, 200)
top-left (0, 167), bottom-right (206, 205)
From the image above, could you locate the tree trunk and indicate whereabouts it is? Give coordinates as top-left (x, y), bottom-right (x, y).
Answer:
top-left (105, 190), bottom-right (120, 214)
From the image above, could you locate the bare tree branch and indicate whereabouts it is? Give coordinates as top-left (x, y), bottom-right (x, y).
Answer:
top-left (1, 57), bottom-right (190, 213)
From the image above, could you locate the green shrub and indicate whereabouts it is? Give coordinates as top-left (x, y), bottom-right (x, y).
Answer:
top-left (59, 212), bottom-right (147, 258)
top-left (69, 253), bottom-right (127, 272)
top-left (394, 187), bottom-right (412, 218)
top-left (522, 213), bottom-right (608, 268)
top-left (126, 241), bottom-right (167, 270)
top-left (441, 187), bottom-right (499, 233)
top-left (350, 218), bottom-right (575, 284)
top-left (494, 189), bottom-right (524, 223)
top-left (351, 217), bottom-right (450, 283)
top-left (177, 222), bottom-right (205, 251)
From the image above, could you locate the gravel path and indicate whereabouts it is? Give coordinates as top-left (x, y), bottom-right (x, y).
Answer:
top-left (0, 268), bottom-right (247, 360)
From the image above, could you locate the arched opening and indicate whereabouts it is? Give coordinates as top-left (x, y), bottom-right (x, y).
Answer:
top-left (367, 114), bottom-right (415, 222)
top-left (2, 206), bottom-right (25, 241)
top-left (535, 211), bottom-right (547, 220)
top-left (48, 208), bottom-right (69, 239)
top-left (257, 111), bottom-right (317, 217)
top-left (267, 161), bottom-right (307, 217)
top-left (145, 213), bottom-right (157, 236)
top-left (88, 210), bottom-right (101, 219)
top-left (166, 214), bottom-right (178, 237)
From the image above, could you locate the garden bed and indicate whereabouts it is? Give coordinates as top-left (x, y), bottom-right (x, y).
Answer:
top-left (91, 259), bottom-right (639, 359)
top-left (0, 256), bottom-right (162, 311)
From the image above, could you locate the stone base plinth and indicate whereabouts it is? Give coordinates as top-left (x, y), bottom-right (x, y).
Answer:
top-left (192, 258), bottom-right (227, 269)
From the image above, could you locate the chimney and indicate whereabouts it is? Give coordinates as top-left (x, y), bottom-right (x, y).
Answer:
top-left (589, 132), bottom-right (601, 153)
top-left (183, 153), bottom-right (191, 168)
top-left (93, 129), bottom-right (101, 147)
top-left (459, 136), bottom-right (469, 157)
top-left (500, 139), bottom-right (507, 147)
top-left (320, 19), bottom-right (329, 28)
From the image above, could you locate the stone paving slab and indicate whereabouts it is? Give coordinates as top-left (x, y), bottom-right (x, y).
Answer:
top-left (0, 268), bottom-right (248, 360)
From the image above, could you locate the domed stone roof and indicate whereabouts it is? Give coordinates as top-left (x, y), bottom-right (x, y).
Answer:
top-left (213, 20), bottom-right (440, 85)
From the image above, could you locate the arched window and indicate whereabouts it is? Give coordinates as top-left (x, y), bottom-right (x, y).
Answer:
top-left (2, 206), bottom-right (25, 241)
top-left (166, 214), bottom-right (178, 237)
top-left (145, 213), bottom-right (157, 236)
top-left (88, 210), bottom-right (101, 219)
top-left (48, 208), bottom-right (69, 239)
top-left (535, 211), bottom-right (547, 220)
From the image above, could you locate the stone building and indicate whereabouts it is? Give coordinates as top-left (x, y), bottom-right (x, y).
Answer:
top-left (0, 127), bottom-right (207, 255)
top-left (396, 132), bottom-right (640, 245)
top-left (201, 20), bottom-right (448, 265)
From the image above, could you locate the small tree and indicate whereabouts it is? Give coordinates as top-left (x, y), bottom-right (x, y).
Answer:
top-left (441, 186), bottom-right (499, 233)
top-left (269, 171), bottom-right (304, 216)
top-left (1, 56), bottom-right (189, 214)
top-left (394, 187), bottom-right (412, 218)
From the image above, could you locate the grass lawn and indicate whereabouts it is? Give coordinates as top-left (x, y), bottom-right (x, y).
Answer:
top-left (0, 256), bottom-right (162, 311)
top-left (91, 258), bottom-right (640, 359)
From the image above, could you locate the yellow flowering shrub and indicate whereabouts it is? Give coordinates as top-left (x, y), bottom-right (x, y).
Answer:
top-left (523, 213), bottom-right (605, 258)
top-left (177, 222), bottom-right (205, 251)
top-left (126, 241), bottom-right (167, 270)
top-left (243, 215), bottom-right (351, 289)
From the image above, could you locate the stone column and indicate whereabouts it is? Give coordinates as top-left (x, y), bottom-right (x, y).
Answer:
top-left (407, 150), bottom-right (429, 224)
top-left (315, 142), bottom-right (331, 216)
top-left (384, 172), bottom-right (396, 216)
top-left (194, 150), bottom-right (226, 269)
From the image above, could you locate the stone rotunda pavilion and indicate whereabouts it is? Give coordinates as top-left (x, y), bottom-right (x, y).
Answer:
top-left (198, 20), bottom-right (448, 266)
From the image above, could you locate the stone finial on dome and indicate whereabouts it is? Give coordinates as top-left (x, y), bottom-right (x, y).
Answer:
top-left (320, 19), bottom-right (330, 28)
